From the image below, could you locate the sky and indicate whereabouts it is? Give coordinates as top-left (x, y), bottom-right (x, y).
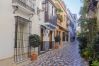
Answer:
top-left (64, 0), bottom-right (82, 18)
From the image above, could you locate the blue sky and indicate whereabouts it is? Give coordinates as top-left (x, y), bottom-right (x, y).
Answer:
top-left (64, 0), bottom-right (82, 18)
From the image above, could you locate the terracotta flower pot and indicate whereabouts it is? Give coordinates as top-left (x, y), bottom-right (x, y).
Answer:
top-left (31, 52), bottom-right (38, 61)
top-left (54, 44), bottom-right (59, 49)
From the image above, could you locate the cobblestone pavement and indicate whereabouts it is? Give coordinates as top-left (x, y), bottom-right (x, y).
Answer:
top-left (24, 41), bottom-right (83, 66)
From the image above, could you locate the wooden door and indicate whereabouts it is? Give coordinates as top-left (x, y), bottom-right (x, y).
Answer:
top-left (49, 31), bottom-right (52, 49)
top-left (40, 28), bottom-right (44, 51)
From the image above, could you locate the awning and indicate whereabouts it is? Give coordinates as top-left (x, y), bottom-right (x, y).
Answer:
top-left (41, 22), bottom-right (57, 31)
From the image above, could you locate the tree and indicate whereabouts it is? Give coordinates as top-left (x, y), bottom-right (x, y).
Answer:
top-left (29, 34), bottom-right (40, 51)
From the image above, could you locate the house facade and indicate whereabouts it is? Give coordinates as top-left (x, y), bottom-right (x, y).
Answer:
top-left (53, 0), bottom-right (68, 47)
top-left (67, 9), bottom-right (77, 42)
top-left (39, 0), bottom-right (57, 52)
top-left (0, 0), bottom-right (68, 66)
top-left (0, 0), bottom-right (36, 65)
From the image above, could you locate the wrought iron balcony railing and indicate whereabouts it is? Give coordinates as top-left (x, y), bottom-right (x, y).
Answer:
top-left (49, 16), bottom-right (57, 26)
top-left (44, 16), bottom-right (57, 30)
top-left (12, 0), bottom-right (35, 12)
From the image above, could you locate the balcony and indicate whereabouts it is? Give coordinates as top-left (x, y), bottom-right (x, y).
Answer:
top-left (43, 16), bottom-right (57, 30)
top-left (44, 16), bottom-right (57, 30)
top-left (12, 0), bottom-right (35, 13)
top-left (49, 16), bottom-right (57, 26)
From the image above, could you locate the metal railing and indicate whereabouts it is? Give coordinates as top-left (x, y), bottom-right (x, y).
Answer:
top-left (50, 16), bottom-right (57, 26)
top-left (12, 0), bottom-right (35, 12)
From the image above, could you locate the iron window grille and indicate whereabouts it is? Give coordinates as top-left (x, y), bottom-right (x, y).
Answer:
top-left (14, 16), bottom-right (32, 63)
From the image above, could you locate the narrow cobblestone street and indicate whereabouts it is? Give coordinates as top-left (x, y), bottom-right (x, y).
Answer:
top-left (1, 0), bottom-right (99, 66)
top-left (24, 41), bottom-right (84, 66)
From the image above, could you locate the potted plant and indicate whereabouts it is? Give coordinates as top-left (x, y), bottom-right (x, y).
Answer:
top-left (57, 14), bottom-right (63, 22)
top-left (83, 49), bottom-right (91, 60)
top-left (56, 8), bottom-right (63, 13)
top-left (54, 35), bottom-right (61, 49)
top-left (29, 34), bottom-right (40, 61)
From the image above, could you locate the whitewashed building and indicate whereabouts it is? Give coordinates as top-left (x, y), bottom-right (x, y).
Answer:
top-left (0, 0), bottom-right (36, 65)
top-left (0, 0), bottom-right (57, 66)
top-left (67, 9), bottom-right (77, 42)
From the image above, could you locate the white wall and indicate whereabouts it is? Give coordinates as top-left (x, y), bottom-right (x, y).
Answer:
top-left (0, 0), bottom-right (37, 60)
top-left (0, 0), bottom-right (55, 60)
top-left (30, 0), bottom-right (45, 52)
top-left (0, 0), bottom-right (15, 59)
top-left (31, 0), bottom-right (45, 36)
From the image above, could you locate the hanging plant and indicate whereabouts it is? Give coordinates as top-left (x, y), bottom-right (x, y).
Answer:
top-left (56, 8), bottom-right (63, 13)
top-left (57, 14), bottom-right (63, 22)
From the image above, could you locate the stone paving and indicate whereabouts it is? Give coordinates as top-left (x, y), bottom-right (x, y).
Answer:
top-left (24, 41), bottom-right (84, 66)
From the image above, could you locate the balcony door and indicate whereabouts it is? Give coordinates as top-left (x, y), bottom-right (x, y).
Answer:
top-left (40, 28), bottom-right (44, 51)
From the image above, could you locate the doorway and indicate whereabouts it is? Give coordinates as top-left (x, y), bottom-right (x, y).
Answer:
top-left (14, 16), bottom-right (31, 62)
top-left (49, 31), bottom-right (52, 49)
top-left (40, 28), bottom-right (44, 51)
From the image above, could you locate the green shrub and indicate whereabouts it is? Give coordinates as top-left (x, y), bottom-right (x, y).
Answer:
top-left (91, 60), bottom-right (99, 66)
top-left (29, 34), bottom-right (40, 51)
top-left (92, 33), bottom-right (99, 59)
top-left (55, 35), bottom-right (61, 43)
top-left (82, 47), bottom-right (93, 60)
top-left (56, 8), bottom-right (63, 12)
top-left (77, 35), bottom-right (88, 57)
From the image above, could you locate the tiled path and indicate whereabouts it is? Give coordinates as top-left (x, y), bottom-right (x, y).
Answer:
top-left (24, 41), bottom-right (86, 66)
